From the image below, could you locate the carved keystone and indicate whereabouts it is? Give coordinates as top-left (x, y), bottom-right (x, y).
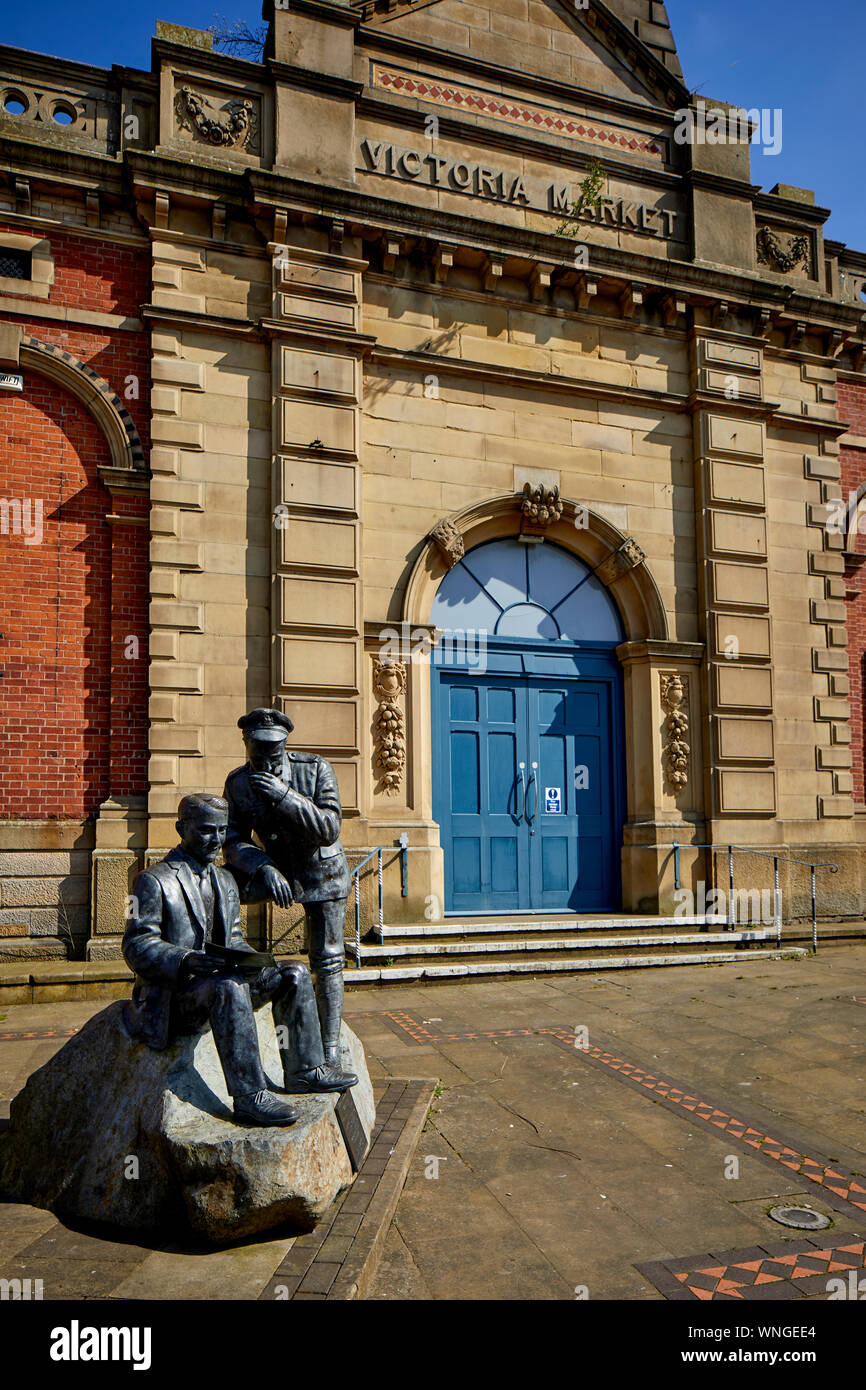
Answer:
top-left (520, 482), bottom-right (562, 532)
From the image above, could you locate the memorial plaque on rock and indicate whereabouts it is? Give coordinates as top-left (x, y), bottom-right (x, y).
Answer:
top-left (336, 1086), bottom-right (370, 1172)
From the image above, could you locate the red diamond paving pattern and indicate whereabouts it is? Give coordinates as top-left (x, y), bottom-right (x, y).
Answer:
top-left (366, 1011), bottom-right (866, 1221)
top-left (0, 1027), bottom-right (79, 1041)
top-left (7, 1008), bottom-right (866, 1257)
top-left (4, 1007), bottom-right (866, 1300)
top-left (372, 65), bottom-right (665, 161)
top-left (637, 1235), bottom-right (866, 1301)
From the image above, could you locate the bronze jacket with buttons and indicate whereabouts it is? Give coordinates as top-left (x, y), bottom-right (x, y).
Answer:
top-left (222, 750), bottom-right (350, 904)
top-left (122, 848), bottom-right (249, 1050)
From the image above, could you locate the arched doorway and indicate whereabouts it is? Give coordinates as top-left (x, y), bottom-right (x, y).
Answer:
top-left (430, 537), bottom-right (626, 914)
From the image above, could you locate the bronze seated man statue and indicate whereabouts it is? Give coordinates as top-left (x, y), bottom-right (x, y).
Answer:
top-left (122, 794), bottom-right (358, 1127)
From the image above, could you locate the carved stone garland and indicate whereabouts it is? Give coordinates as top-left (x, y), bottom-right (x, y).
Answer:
top-left (756, 227), bottom-right (811, 276)
top-left (660, 673), bottom-right (690, 793)
top-left (175, 87), bottom-right (258, 151)
top-left (372, 658), bottom-right (407, 795)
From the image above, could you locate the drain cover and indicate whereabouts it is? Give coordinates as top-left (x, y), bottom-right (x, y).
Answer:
top-left (768, 1205), bottom-right (830, 1230)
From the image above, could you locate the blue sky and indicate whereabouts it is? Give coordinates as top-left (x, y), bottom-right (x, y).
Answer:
top-left (3, 0), bottom-right (863, 247)
top-left (667, 0), bottom-right (864, 247)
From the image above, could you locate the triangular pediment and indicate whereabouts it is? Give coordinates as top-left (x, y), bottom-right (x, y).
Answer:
top-left (354, 0), bottom-right (687, 110)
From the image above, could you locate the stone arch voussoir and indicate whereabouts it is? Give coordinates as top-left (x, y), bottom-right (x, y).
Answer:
top-left (403, 493), bottom-right (668, 642)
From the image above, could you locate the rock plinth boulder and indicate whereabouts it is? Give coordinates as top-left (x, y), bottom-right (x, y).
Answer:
top-left (0, 1001), bottom-right (374, 1243)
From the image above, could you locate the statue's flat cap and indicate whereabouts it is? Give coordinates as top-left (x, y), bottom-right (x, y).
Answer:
top-left (238, 707), bottom-right (294, 740)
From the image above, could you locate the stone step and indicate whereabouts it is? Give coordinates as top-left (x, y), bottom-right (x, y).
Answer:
top-left (782, 921), bottom-right (866, 941)
top-left (354, 929), bottom-right (776, 961)
top-left (375, 914), bottom-right (717, 939)
top-left (0, 938), bottom-right (70, 961)
top-left (344, 946), bottom-right (808, 984)
top-left (0, 959), bottom-right (133, 1004)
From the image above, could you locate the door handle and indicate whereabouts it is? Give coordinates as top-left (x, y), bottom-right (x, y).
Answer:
top-left (516, 762), bottom-right (526, 823)
top-left (525, 762), bottom-right (538, 834)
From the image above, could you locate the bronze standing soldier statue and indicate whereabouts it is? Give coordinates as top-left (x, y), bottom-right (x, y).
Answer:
top-left (222, 709), bottom-right (352, 1067)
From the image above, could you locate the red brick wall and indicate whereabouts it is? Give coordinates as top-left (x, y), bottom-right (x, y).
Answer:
top-left (27, 229), bottom-right (150, 321)
top-left (107, 492), bottom-right (150, 800)
top-left (0, 230), bottom-right (150, 820)
top-left (839, 380), bottom-right (866, 804)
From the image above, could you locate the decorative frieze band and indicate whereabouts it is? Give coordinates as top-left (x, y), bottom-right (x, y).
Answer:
top-left (369, 64), bottom-right (668, 164)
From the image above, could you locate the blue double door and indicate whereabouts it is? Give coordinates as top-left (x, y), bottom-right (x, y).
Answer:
top-left (435, 657), bottom-right (623, 914)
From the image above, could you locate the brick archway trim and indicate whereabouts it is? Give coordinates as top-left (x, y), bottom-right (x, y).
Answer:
top-left (20, 335), bottom-right (147, 487)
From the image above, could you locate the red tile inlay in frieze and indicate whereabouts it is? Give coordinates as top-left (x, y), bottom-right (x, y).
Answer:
top-left (372, 65), bottom-right (666, 162)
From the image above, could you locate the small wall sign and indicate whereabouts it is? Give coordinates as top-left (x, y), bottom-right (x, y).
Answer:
top-left (0, 372), bottom-right (23, 391)
top-left (545, 787), bottom-right (562, 814)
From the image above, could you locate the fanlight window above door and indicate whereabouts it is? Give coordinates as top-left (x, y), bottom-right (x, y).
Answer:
top-left (430, 538), bottom-right (623, 642)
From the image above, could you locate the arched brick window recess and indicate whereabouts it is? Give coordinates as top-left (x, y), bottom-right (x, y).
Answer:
top-left (19, 335), bottom-right (147, 485)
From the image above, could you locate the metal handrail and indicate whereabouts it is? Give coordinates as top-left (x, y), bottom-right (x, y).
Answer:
top-left (634, 842), bottom-right (839, 954)
top-left (348, 842), bottom-right (408, 968)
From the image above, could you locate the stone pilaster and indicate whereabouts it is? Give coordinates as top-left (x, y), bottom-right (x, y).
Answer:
top-left (268, 241), bottom-right (369, 823)
top-left (690, 329), bottom-right (778, 827)
top-left (88, 458), bottom-right (149, 957)
top-left (617, 640), bottom-right (704, 913)
top-left (146, 240), bottom-right (207, 838)
top-left (801, 387), bottom-right (854, 819)
top-left (87, 796), bottom-right (148, 960)
top-left (141, 215), bottom-right (273, 849)
top-left (269, 0), bottom-right (361, 184)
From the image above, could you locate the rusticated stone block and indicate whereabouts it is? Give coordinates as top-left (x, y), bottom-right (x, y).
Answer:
top-left (91, 852), bottom-right (140, 939)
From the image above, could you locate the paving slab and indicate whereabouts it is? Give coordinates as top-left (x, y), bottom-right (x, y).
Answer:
top-left (4, 947), bottom-right (866, 1301)
top-left (381, 1157), bottom-right (573, 1300)
top-left (365, 1223), bottom-right (432, 1300)
top-left (363, 947), bottom-right (866, 1300)
top-left (1, 1254), bottom-right (147, 1300)
top-left (109, 1237), bottom-right (300, 1301)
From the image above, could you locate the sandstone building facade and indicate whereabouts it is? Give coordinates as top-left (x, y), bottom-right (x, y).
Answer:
top-left (1, 0), bottom-right (865, 964)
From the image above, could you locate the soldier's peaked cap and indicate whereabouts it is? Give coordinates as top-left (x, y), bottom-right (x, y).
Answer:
top-left (238, 707), bottom-right (294, 740)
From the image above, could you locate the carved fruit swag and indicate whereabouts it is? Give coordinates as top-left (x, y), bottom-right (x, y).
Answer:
top-left (372, 658), bottom-right (407, 795)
